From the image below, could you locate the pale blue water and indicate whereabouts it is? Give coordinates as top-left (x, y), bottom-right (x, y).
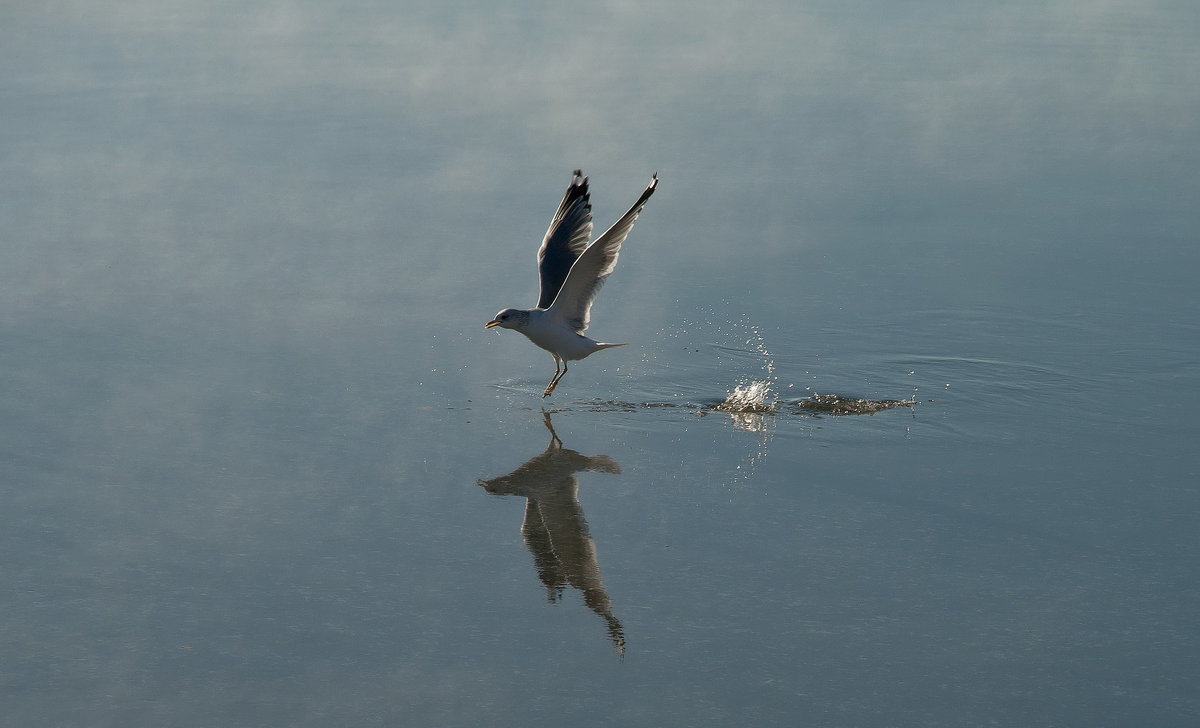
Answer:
top-left (2, 1), bottom-right (1198, 726)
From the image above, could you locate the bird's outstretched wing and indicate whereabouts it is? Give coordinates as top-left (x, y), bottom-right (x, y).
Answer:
top-left (548, 173), bottom-right (658, 333)
top-left (536, 170), bottom-right (594, 309)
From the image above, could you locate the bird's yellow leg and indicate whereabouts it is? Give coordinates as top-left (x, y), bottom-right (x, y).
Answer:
top-left (543, 357), bottom-right (568, 397)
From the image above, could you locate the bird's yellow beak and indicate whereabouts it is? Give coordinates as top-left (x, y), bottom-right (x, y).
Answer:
top-left (484, 320), bottom-right (501, 329)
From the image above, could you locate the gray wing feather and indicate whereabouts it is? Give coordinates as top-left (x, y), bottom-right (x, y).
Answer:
top-left (547, 173), bottom-right (658, 333)
top-left (536, 170), bottom-right (593, 309)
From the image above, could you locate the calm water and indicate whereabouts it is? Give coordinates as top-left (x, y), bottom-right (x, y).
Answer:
top-left (3, 1), bottom-right (1198, 726)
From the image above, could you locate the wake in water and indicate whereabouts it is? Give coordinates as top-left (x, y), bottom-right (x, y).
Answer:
top-left (712, 384), bottom-right (914, 417)
top-left (579, 317), bottom-right (916, 419)
top-left (794, 393), bottom-right (915, 415)
top-left (579, 391), bottom-right (915, 417)
top-left (710, 316), bottom-right (914, 418)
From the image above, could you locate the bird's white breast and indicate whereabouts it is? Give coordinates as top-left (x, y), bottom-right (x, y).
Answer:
top-left (521, 310), bottom-right (601, 361)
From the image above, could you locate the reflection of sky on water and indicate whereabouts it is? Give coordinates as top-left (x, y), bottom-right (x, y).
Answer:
top-left (6, 1), bottom-right (1195, 308)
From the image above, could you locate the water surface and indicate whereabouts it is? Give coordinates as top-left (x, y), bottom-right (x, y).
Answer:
top-left (2, 1), bottom-right (1198, 726)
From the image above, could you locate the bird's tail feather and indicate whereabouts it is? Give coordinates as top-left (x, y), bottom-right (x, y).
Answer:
top-left (594, 342), bottom-right (628, 350)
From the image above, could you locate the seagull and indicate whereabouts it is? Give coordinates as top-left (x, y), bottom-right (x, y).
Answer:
top-left (486, 170), bottom-right (658, 397)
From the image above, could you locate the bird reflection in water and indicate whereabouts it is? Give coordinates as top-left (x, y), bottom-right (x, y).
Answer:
top-left (477, 412), bottom-right (625, 653)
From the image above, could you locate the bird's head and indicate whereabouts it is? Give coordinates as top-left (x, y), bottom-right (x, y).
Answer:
top-left (484, 308), bottom-right (528, 331)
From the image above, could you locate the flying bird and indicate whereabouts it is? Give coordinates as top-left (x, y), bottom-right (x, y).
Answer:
top-left (485, 170), bottom-right (658, 397)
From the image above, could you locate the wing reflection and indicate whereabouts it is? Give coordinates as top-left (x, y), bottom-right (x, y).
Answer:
top-left (477, 412), bottom-right (624, 653)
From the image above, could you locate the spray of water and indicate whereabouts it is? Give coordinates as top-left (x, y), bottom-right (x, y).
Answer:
top-left (721, 379), bottom-right (775, 412)
top-left (717, 320), bottom-right (777, 415)
top-left (709, 319), bottom-right (780, 441)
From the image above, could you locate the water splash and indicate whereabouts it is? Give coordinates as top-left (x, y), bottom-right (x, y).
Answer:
top-left (719, 379), bottom-right (776, 413)
top-left (713, 318), bottom-right (779, 439)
